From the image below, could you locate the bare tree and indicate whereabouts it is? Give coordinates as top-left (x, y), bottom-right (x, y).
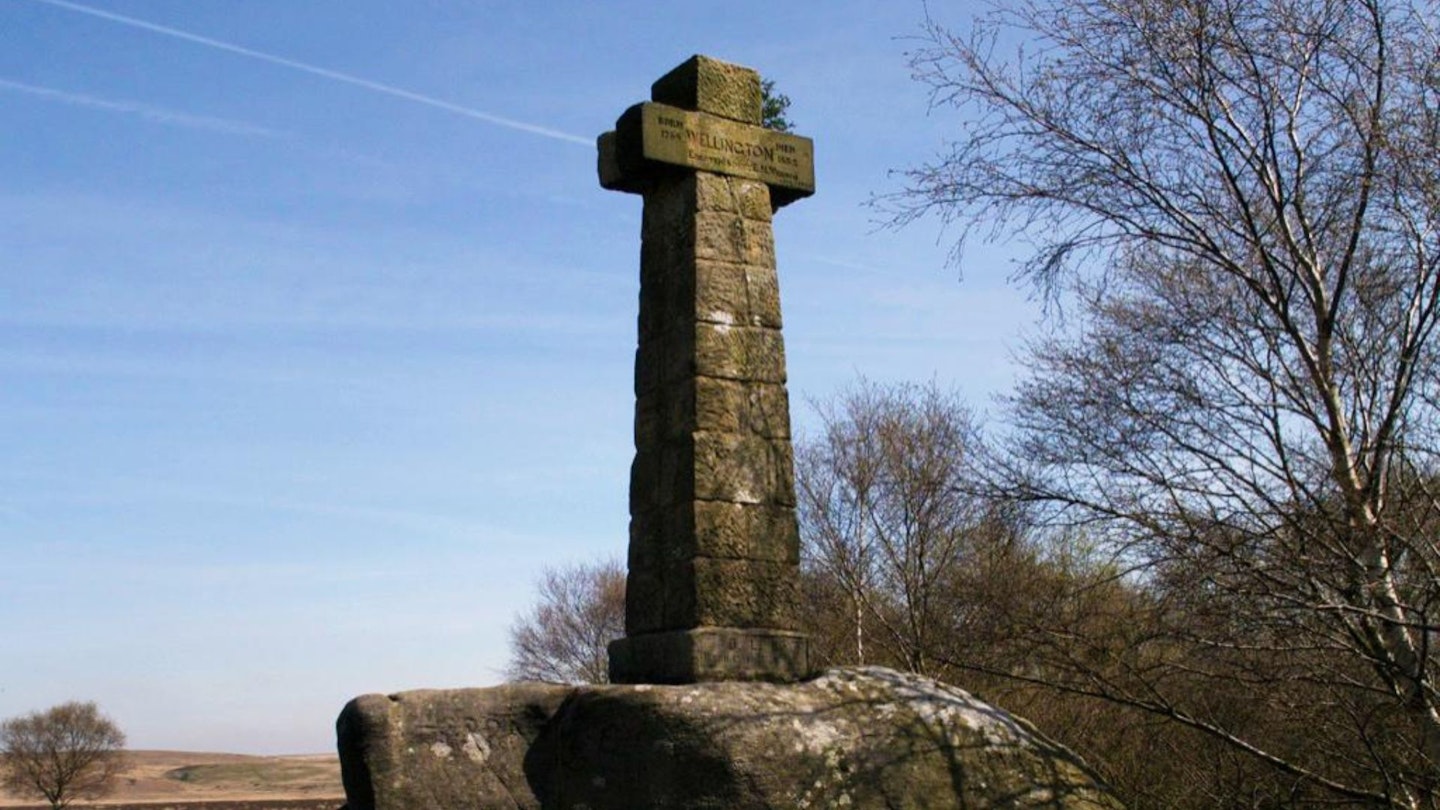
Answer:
top-left (891, 0), bottom-right (1440, 806)
top-left (794, 381), bottom-right (1190, 799)
top-left (796, 379), bottom-right (1011, 675)
top-left (796, 381), bottom-right (886, 666)
top-left (506, 558), bottom-right (625, 685)
top-left (1, 701), bottom-right (126, 810)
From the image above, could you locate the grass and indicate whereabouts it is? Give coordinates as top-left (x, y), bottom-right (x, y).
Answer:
top-left (165, 762), bottom-right (334, 787)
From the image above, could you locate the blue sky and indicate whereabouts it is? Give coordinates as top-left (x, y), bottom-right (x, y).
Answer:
top-left (0, 0), bottom-right (1038, 754)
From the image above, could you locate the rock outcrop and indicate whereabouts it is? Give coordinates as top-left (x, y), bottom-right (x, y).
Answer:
top-left (337, 666), bottom-right (1122, 809)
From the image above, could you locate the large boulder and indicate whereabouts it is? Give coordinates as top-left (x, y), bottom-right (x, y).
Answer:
top-left (337, 666), bottom-right (1122, 809)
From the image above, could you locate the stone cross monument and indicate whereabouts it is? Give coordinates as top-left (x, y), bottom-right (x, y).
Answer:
top-left (335, 55), bottom-right (1125, 810)
top-left (598, 55), bottom-right (815, 684)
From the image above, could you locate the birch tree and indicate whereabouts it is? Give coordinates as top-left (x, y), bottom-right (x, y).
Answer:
top-left (892, 0), bottom-right (1440, 804)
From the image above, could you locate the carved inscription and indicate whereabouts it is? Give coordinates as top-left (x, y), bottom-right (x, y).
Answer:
top-left (640, 103), bottom-right (815, 194)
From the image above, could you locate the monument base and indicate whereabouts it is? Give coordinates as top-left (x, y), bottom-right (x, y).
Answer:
top-left (608, 627), bottom-right (812, 684)
top-left (336, 667), bottom-right (1125, 809)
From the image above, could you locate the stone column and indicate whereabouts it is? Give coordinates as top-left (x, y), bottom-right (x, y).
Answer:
top-left (598, 55), bottom-right (815, 684)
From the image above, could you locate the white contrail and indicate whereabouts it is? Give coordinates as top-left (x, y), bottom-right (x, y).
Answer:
top-left (28, 0), bottom-right (593, 146)
top-left (0, 77), bottom-right (283, 137)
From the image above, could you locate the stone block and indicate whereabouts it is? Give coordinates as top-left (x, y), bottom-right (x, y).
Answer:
top-left (629, 354), bottom-right (801, 636)
top-left (744, 264), bottom-right (783, 328)
top-left (694, 211), bottom-right (774, 265)
top-left (638, 256), bottom-right (696, 343)
top-left (692, 431), bottom-right (794, 505)
top-left (633, 391), bottom-right (660, 448)
top-left (693, 323), bottom-right (786, 383)
top-left (647, 432), bottom-right (796, 510)
top-left (772, 438), bottom-right (797, 506)
top-left (692, 175), bottom-right (775, 224)
top-left (608, 627), bottom-right (811, 684)
top-left (636, 501), bottom-right (798, 565)
top-left (655, 436), bottom-right (694, 508)
top-left (641, 174), bottom-right (697, 240)
top-left (694, 259), bottom-right (749, 325)
top-left (693, 172), bottom-right (738, 214)
top-left (691, 556), bottom-right (802, 629)
top-left (626, 510), bottom-right (661, 569)
top-left (650, 55), bottom-right (762, 125)
top-left (638, 242), bottom-right (689, 297)
top-left (633, 382), bottom-right (693, 443)
top-left (656, 327), bottom-right (699, 386)
top-left (693, 260), bottom-right (783, 329)
top-left (662, 556), bottom-right (802, 630)
top-left (640, 219), bottom-right (691, 270)
top-left (691, 376), bottom-right (743, 434)
top-left (633, 338), bottom-right (663, 396)
top-left (693, 376), bottom-right (789, 437)
top-left (636, 379), bottom-right (790, 443)
top-left (734, 179), bottom-right (773, 222)
top-left (628, 448), bottom-right (661, 514)
top-left (640, 386), bottom-right (686, 443)
top-left (691, 501), bottom-right (799, 563)
top-left (747, 381), bottom-right (792, 438)
top-left (596, 130), bottom-right (628, 193)
top-left (624, 566), bottom-right (667, 636)
top-left (630, 506), bottom-right (704, 566)
top-left (635, 328), bottom-right (699, 392)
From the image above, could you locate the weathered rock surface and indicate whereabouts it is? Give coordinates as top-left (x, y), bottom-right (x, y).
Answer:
top-left (337, 667), bottom-right (1123, 809)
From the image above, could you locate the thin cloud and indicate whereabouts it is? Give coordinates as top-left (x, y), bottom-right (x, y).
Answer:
top-left (0, 77), bottom-right (283, 137)
top-left (29, 0), bottom-right (593, 146)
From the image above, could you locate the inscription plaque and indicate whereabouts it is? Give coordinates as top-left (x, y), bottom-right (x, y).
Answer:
top-left (639, 103), bottom-right (814, 194)
top-left (600, 101), bottom-right (815, 207)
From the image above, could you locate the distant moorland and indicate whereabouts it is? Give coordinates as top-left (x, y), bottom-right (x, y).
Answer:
top-left (0, 750), bottom-right (343, 810)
